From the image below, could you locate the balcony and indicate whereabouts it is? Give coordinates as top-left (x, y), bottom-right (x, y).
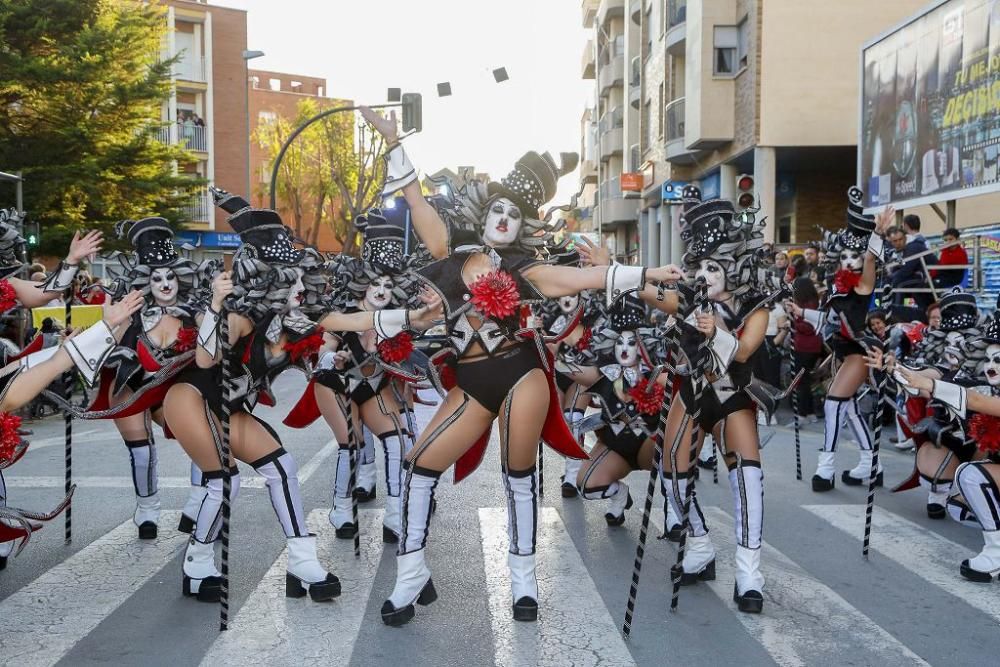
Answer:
top-left (629, 56), bottom-right (642, 108)
top-left (597, 0), bottom-right (625, 28)
top-left (598, 177), bottom-right (639, 226)
top-left (598, 51), bottom-right (624, 94)
top-left (665, 0), bottom-right (687, 56)
top-left (582, 0), bottom-right (598, 27)
top-left (178, 123), bottom-right (208, 152)
top-left (183, 189), bottom-right (212, 224)
top-left (630, 0), bottom-right (642, 24)
top-left (664, 97), bottom-right (699, 165)
top-left (582, 39), bottom-right (595, 79)
top-left (174, 56), bottom-right (207, 83)
top-left (580, 157), bottom-right (597, 185)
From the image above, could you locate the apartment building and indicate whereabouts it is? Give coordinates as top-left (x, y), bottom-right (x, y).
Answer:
top-left (588, 0), bottom-right (1000, 267)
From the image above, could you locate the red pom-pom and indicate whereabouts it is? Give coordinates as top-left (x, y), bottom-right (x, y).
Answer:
top-left (174, 327), bottom-right (197, 352)
top-left (833, 269), bottom-right (861, 294)
top-left (469, 270), bottom-right (520, 320)
top-left (628, 379), bottom-right (665, 415)
top-left (574, 327), bottom-right (592, 352)
top-left (0, 412), bottom-right (23, 464)
top-left (378, 331), bottom-right (414, 364)
top-left (904, 322), bottom-right (927, 346)
top-left (969, 413), bottom-right (1000, 453)
top-left (283, 330), bottom-right (325, 362)
top-left (0, 279), bottom-right (17, 314)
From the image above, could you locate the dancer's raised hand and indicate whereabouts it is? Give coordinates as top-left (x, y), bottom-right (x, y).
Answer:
top-left (104, 290), bottom-right (145, 329)
top-left (359, 106), bottom-right (399, 143)
top-left (66, 230), bottom-right (103, 265)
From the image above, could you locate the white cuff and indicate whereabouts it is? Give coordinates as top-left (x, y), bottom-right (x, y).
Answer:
top-left (932, 380), bottom-right (967, 418)
top-left (867, 234), bottom-right (885, 261)
top-left (708, 328), bottom-right (738, 374)
top-left (382, 144), bottom-right (417, 196)
top-left (198, 308), bottom-right (220, 357)
top-left (374, 309), bottom-right (408, 339)
top-left (605, 264), bottom-right (646, 307)
top-left (18, 346), bottom-right (60, 370)
top-left (802, 308), bottom-right (825, 331)
top-left (63, 320), bottom-right (116, 386)
top-left (39, 261), bottom-right (78, 293)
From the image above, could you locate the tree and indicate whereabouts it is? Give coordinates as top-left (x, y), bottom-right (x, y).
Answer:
top-left (0, 0), bottom-right (203, 257)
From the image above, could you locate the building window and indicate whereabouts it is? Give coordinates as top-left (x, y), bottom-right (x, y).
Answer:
top-left (777, 215), bottom-right (792, 244)
top-left (713, 26), bottom-right (738, 76)
top-left (658, 82), bottom-right (664, 138)
top-left (258, 110), bottom-right (277, 124)
top-left (738, 17), bottom-right (750, 69)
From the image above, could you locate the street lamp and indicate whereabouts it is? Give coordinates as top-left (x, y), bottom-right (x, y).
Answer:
top-left (242, 49), bottom-right (265, 201)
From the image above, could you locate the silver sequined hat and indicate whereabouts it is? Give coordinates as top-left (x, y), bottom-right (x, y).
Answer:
top-left (356, 208), bottom-right (405, 275)
top-left (938, 289), bottom-right (979, 333)
top-left (487, 151), bottom-right (578, 218)
top-left (679, 185), bottom-right (737, 263)
top-left (126, 217), bottom-right (178, 267)
top-left (210, 186), bottom-right (303, 265)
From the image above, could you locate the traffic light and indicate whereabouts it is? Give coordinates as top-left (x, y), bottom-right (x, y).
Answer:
top-left (401, 93), bottom-right (423, 133)
top-left (27, 232), bottom-right (37, 246)
top-left (736, 173), bottom-right (755, 208)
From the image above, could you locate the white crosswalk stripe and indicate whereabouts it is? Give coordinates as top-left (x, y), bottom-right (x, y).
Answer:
top-left (700, 507), bottom-right (928, 667)
top-left (479, 507), bottom-right (636, 667)
top-left (803, 504), bottom-right (1000, 624)
top-left (0, 511), bottom-right (186, 667)
top-left (201, 508), bottom-right (384, 665)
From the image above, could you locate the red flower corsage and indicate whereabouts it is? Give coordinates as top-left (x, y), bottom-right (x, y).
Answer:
top-left (0, 279), bottom-right (17, 314)
top-left (0, 411), bottom-right (23, 464)
top-left (628, 379), bottom-right (665, 416)
top-left (833, 269), bottom-right (861, 294)
top-left (283, 329), bottom-right (325, 362)
top-left (574, 327), bottom-right (593, 352)
top-left (378, 331), bottom-right (414, 364)
top-left (969, 413), bottom-right (1000, 454)
top-left (469, 270), bottom-right (520, 320)
top-left (173, 327), bottom-right (197, 352)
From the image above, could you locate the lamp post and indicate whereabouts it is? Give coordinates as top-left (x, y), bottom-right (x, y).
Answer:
top-left (242, 50), bottom-right (265, 201)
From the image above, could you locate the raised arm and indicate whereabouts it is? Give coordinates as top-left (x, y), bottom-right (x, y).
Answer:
top-left (359, 106), bottom-right (449, 259)
top-left (11, 230), bottom-right (103, 308)
top-left (858, 207), bottom-right (894, 296)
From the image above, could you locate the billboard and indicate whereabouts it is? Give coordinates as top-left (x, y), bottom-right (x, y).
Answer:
top-left (859, 0), bottom-right (1000, 213)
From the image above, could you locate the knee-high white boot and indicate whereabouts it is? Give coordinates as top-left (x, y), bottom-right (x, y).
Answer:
top-left (178, 462), bottom-right (207, 534)
top-left (730, 460), bottom-right (765, 613)
top-left (182, 467), bottom-right (239, 602)
top-left (504, 465), bottom-right (539, 621)
top-left (955, 462), bottom-right (1000, 582)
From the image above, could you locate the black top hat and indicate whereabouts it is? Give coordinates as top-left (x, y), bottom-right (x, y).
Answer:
top-left (982, 312), bottom-right (1000, 345)
top-left (487, 151), bottom-right (578, 218)
top-left (210, 186), bottom-right (303, 265)
top-left (938, 289), bottom-right (979, 332)
top-left (356, 208), bottom-right (405, 275)
top-left (679, 185), bottom-right (736, 261)
top-left (0, 208), bottom-right (26, 279)
top-left (607, 294), bottom-right (646, 332)
top-left (127, 217), bottom-right (178, 267)
top-left (840, 187), bottom-right (876, 251)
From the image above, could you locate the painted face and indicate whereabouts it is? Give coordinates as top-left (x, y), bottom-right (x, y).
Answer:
top-left (482, 197), bottom-right (522, 247)
top-left (695, 259), bottom-right (727, 300)
top-left (150, 268), bottom-right (179, 306)
top-left (364, 275), bottom-right (394, 310)
top-left (558, 294), bottom-right (579, 314)
top-left (615, 331), bottom-right (639, 367)
top-left (839, 249), bottom-right (863, 272)
top-left (984, 344), bottom-right (1000, 386)
top-left (286, 270), bottom-right (305, 311)
top-left (943, 331), bottom-right (964, 369)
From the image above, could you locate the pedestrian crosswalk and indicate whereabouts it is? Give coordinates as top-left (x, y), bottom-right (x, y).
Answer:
top-left (0, 498), bottom-right (994, 666)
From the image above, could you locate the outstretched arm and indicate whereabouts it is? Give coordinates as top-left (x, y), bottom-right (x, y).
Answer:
top-left (11, 230), bottom-right (103, 308)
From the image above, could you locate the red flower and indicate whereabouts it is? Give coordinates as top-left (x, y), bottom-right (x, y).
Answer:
top-left (0, 279), bottom-right (17, 314)
top-left (0, 412), bottom-right (23, 464)
top-left (575, 327), bottom-right (593, 352)
top-left (628, 379), bottom-right (665, 416)
top-left (469, 270), bottom-right (520, 320)
top-left (833, 269), bottom-right (861, 294)
top-left (174, 327), bottom-right (197, 352)
top-left (283, 330), bottom-right (324, 362)
top-left (378, 331), bottom-right (414, 364)
top-left (969, 413), bottom-right (1000, 454)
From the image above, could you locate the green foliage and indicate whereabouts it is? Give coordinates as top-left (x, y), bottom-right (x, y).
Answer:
top-left (0, 0), bottom-right (204, 257)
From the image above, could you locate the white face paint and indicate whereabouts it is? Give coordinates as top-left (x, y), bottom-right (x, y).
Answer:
top-left (364, 275), bottom-right (394, 310)
top-left (558, 294), bottom-right (579, 314)
top-left (839, 249), bottom-right (863, 272)
top-left (482, 197), bottom-right (522, 247)
top-left (984, 344), bottom-right (1000, 386)
top-left (615, 330), bottom-right (639, 367)
top-left (943, 331), bottom-right (964, 370)
top-left (695, 259), bottom-right (727, 300)
top-left (150, 267), bottom-right (179, 306)
top-left (285, 270), bottom-right (305, 311)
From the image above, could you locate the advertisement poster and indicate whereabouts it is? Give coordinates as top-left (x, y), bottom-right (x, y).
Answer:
top-left (860, 0), bottom-right (1000, 212)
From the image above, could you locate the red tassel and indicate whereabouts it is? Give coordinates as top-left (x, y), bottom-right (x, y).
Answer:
top-left (969, 413), bottom-right (1000, 453)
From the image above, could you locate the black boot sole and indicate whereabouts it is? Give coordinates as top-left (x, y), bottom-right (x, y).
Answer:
top-left (381, 579), bottom-right (437, 627)
top-left (733, 583), bottom-right (763, 614)
top-left (177, 515), bottom-right (195, 534)
top-left (0, 555), bottom-right (6, 571)
top-left (335, 524), bottom-right (358, 539)
top-left (182, 575), bottom-right (222, 602)
top-left (811, 475), bottom-right (835, 492)
top-left (960, 560), bottom-right (995, 582)
top-left (353, 488), bottom-right (376, 502)
top-left (658, 525), bottom-right (684, 542)
top-left (841, 471), bottom-right (883, 487)
top-left (927, 503), bottom-right (947, 520)
top-left (286, 573), bottom-right (342, 601)
top-left (604, 494), bottom-right (634, 526)
top-left (383, 526), bottom-right (400, 544)
top-left (138, 521), bottom-right (158, 540)
top-left (561, 483), bottom-right (578, 499)
top-left (680, 559), bottom-right (716, 585)
top-left (512, 596), bottom-right (538, 622)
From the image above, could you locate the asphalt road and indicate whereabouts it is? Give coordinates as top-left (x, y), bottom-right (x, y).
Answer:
top-left (1, 374), bottom-right (995, 666)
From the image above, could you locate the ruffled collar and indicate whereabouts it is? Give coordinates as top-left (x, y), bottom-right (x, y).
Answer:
top-left (141, 304), bottom-right (190, 333)
top-left (265, 311), bottom-right (317, 344)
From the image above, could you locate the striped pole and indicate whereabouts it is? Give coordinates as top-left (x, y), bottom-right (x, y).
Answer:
top-left (789, 324), bottom-right (802, 481)
top-left (863, 361), bottom-right (885, 560)
top-left (218, 303), bottom-right (232, 631)
top-left (537, 442), bottom-right (544, 498)
top-left (337, 395), bottom-right (361, 558)
top-left (63, 298), bottom-right (72, 543)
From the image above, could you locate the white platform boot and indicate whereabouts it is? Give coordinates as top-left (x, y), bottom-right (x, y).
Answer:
top-left (285, 535), bottom-right (341, 601)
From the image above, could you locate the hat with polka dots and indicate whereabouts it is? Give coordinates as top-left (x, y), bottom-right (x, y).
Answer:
top-left (356, 208), bottom-right (405, 275)
top-left (938, 289), bottom-right (979, 333)
top-left (210, 186), bottom-right (303, 265)
top-left (487, 151), bottom-right (578, 219)
top-left (607, 294), bottom-right (647, 332)
top-left (125, 217), bottom-right (178, 268)
top-left (841, 186), bottom-right (876, 251)
top-left (679, 185), bottom-right (736, 261)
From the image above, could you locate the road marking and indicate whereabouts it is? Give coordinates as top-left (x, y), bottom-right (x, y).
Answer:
top-left (22, 428), bottom-right (102, 450)
top-left (296, 439), bottom-right (336, 485)
top-left (201, 508), bottom-right (384, 666)
top-left (479, 507), bottom-right (636, 667)
top-left (803, 504), bottom-right (1000, 624)
top-left (0, 512), bottom-right (186, 667)
top-left (701, 507), bottom-right (928, 667)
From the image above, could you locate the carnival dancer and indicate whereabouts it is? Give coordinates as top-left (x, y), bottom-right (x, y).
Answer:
top-left (361, 106), bottom-right (683, 626)
top-left (284, 211), bottom-right (424, 543)
top-left (784, 189), bottom-right (894, 492)
top-left (162, 188), bottom-right (441, 604)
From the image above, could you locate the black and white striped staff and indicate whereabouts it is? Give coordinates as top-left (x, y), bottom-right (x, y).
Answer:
top-left (218, 261), bottom-right (233, 631)
top-left (64, 297), bottom-right (72, 543)
top-left (336, 394), bottom-right (361, 558)
top-left (537, 442), bottom-right (544, 498)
